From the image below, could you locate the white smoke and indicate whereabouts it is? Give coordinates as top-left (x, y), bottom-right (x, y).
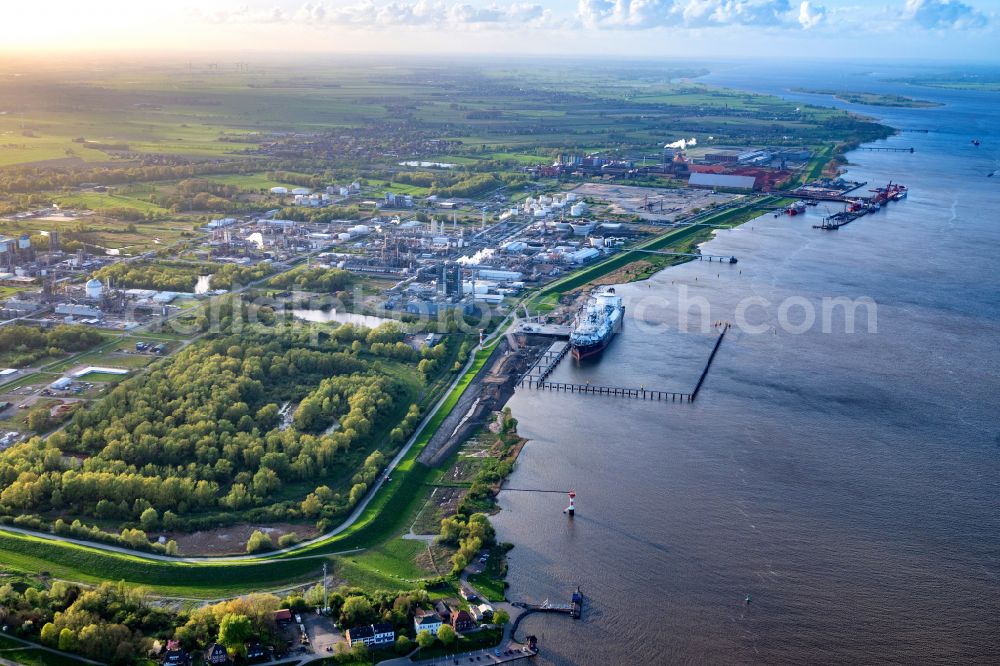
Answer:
top-left (665, 137), bottom-right (697, 150)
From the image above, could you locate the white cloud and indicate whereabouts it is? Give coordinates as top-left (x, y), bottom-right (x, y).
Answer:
top-left (798, 1), bottom-right (824, 28)
top-left (904, 0), bottom-right (987, 29)
top-left (577, 0), bottom-right (675, 29)
top-left (577, 0), bottom-right (826, 29)
top-left (188, 1), bottom-right (552, 28)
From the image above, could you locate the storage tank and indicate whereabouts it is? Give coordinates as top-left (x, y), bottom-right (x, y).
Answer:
top-left (85, 278), bottom-right (103, 300)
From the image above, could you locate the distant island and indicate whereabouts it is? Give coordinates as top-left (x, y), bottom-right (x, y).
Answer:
top-left (792, 88), bottom-right (943, 108)
top-left (893, 78), bottom-right (1000, 93)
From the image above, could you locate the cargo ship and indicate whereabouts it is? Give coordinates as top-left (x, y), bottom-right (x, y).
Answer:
top-left (570, 287), bottom-right (624, 361)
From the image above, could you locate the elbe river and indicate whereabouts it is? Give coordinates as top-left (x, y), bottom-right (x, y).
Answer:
top-left (492, 63), bottom-right (1000, 664)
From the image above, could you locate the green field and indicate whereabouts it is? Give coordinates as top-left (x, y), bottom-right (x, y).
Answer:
top-left (53, 191), bottom-right (169, 215)
top-left (202, 173), bottom-right (306, 191)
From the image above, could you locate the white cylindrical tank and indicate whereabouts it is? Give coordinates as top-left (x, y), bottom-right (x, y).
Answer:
top-left (85, 278), bottom-right (103, 299)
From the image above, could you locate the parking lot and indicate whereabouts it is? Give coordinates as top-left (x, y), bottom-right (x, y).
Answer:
top-left (302, 612), bottom-right (342, 655)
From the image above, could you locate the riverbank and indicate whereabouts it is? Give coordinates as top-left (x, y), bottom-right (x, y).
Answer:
top-left (791, 88), bottom-right (943, 108)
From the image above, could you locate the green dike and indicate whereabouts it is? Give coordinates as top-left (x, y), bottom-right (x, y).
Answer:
top-left (536, 197), bottom-right (777, 299)
top-left (0, 343), bottom-right (500, 598)
top-left (282, 343), bottom-right (496, 556)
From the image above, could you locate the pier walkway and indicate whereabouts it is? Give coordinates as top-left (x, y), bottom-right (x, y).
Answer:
top-left (520, 379), bottom-right (693, 402)
top-left (519, 341), bottom-right (569, 385)
top-left (857, 146), bottom-right (914, 152)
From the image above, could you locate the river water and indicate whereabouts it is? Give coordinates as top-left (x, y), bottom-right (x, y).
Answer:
top-left (493, 63), bottom-right (1000, 664)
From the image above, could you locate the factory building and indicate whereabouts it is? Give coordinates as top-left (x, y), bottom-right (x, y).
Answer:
top-left (688, 173), bottom-right (757, 191)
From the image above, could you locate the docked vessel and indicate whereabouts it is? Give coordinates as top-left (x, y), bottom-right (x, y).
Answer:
top-left (786, 201), bottom-right (807, 216)
top-left (570, 287), bottom-right (624, 361)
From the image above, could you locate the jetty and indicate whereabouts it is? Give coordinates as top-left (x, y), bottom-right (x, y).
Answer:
top-left (520, 322), bottom-right (729, 403)
top-left (857, 146), bottom-right (914, 152)
top-left (519, 341), bottom-right (569, 385)
top-left (691, 323), bottom-right (729, 399)
top-left (520, 379), bottom-right (693, 402)
top-left (510, 587), bottom-right (584, 639)
top-left (624, 248), bottom-right (738, 264)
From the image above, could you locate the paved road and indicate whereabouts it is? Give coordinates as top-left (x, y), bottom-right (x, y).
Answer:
top-left (380, 645), bottom-right (535, 666)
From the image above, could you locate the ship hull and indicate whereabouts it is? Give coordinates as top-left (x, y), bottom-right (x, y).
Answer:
top-left (570, 307), bottom-right (623, 361)
top-left (571, 337), bottom-right (609, 361)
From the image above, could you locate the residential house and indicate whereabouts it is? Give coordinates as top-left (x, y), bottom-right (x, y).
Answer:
top-left (413, 609), bottom-right (443, 636)
top-left (347, 623), bottom-right (394, 648)
top-left (345, 625), bottom-right (375, 647)
top-left (371, 622), bottom-right (395, 646)
top-left (245, 640), bottom-right (266, 661)
top-left (451, 609), bottom-right (475, 633)
top-left (203, 643), bottom-right (228, 666)
top-left (162, 639), bottom-right (190, 666)
top-left (470, 603), bottom-right (494, 623)
top-left (272, 609), bottom-right (293, 624)
top-left (477, 604), bottom-right (494, 623)
top-left (434, 601), bottom-right (452, 623)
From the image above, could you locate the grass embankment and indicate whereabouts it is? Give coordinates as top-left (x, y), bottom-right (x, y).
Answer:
top-left (0, 342), bottom-right (501, 598)
top-left (0, 635), bottom-right (91, 666)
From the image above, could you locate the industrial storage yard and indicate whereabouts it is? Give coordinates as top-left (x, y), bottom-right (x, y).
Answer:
top-left (571, 183), bottom-right (740, 221)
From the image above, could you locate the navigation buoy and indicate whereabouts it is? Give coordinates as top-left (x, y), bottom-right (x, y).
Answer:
top-left (564, 491), bottom-right (576, 517)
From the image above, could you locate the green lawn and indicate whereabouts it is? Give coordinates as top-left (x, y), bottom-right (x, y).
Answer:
top-left (411, 628), bottom-right (502, 660)
top-left (202, 173), bottom-right (303, 191)
top-left (74, 371), bottom-right (130, 383)
top-left (54, 192), bottom-right (169, 215)
top-left (0, 634), bottom-right (93, 666)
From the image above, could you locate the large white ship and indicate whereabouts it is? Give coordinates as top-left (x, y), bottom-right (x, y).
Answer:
top-left (570, 287), bottom-right (624, 361)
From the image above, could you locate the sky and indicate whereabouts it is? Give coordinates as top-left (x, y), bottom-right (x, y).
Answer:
top-left (0, 0), bottom-right (996, 60)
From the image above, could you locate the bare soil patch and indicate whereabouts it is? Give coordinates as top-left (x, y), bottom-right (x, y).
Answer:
top-left (165, 522), bottom-right (319, 556)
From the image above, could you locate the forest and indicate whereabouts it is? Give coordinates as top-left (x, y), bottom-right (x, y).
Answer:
top-left (93, 260), bottom-right (273, 292)
top-left (267, 266), bottom-right (354, 293)
top-left (0, 312), bottom-right (455, 549)
top-left (0, 324), bottom-right (104, 368)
